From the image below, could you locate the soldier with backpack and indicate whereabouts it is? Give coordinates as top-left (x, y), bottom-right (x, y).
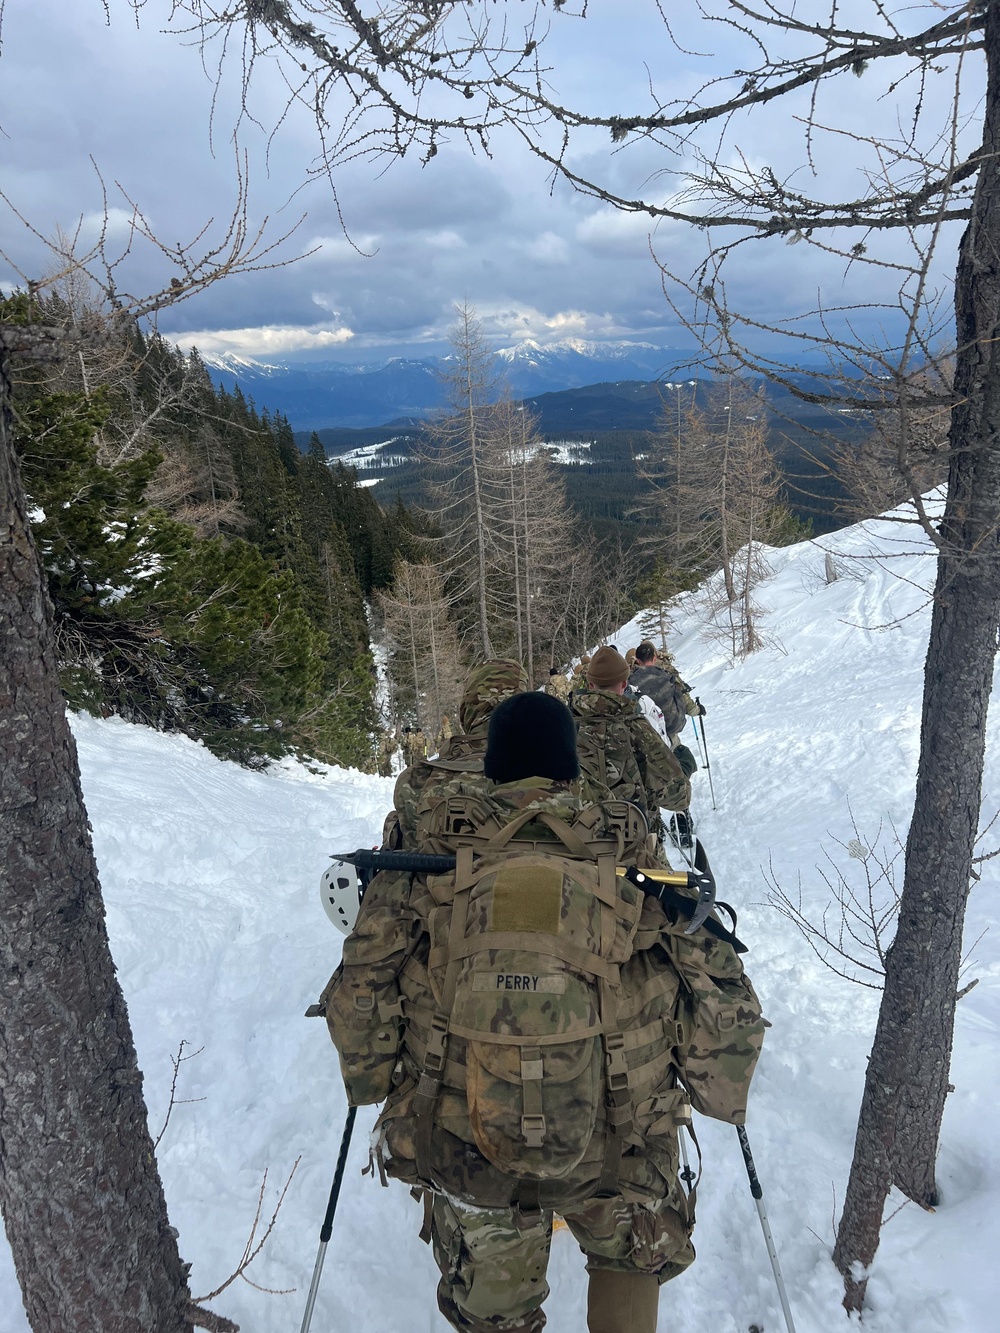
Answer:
top-left (628, 642), bottom-right (704, 746)
top-left (544, 666), bottom-right (572, 702)
top-left (322, 690), bottom-right (764, 1333)
top-left (571, 646), bottom-right (691, 847)
top-left (393, 659), bottom-right (529, 847)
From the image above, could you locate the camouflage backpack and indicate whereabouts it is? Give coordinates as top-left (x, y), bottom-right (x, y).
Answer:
top-left (322, 784), bottom-right (766, 1210)
top-left (406, 789), bottom-right (651, 1185)
top-left (570, 691), bottom-right (650, 817)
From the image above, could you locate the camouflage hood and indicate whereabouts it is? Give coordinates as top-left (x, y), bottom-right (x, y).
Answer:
top-left (459, 659), bottom-right (529, 735)
top-left (486, 775), bottom-right (584, 823)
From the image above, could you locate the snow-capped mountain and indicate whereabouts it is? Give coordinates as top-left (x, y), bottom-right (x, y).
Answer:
top-left (202, 340), bottom-right (699, 429)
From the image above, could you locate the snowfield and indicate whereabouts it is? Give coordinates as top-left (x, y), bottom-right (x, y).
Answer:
top-left (1, 501), bottom-right (997, 1333)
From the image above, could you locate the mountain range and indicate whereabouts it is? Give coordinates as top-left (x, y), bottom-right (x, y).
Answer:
top-left (204, 339), bottom-right (704, 430)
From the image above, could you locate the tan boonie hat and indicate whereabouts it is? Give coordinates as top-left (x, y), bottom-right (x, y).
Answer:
top-left (587, 646), bottom-right (630, 690)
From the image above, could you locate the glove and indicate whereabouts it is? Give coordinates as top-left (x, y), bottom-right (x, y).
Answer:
top-left (696, 701), bottom-right (706, 716)
top-left (673, 743), bottom-right (698, 778)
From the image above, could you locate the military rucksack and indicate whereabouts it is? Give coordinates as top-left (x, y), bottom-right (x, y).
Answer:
top-left (323, 786), bottom-right (765, 1212)
top-left (407, 792), bottom-right (652, 1186)
top-left (572, 709), bottom-right (649, 820)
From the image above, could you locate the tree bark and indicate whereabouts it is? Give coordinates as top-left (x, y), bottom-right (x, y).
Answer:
top-left (833, 2), bottom-right (1000, 1307)
top-left (0, 330), bottom-right (195, 1333)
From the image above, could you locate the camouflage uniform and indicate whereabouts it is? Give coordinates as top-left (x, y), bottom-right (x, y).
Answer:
top-left (543, 673), bottom-right (572, 703)
top-left (436, 715), bottom-right (454, 752)
top-left (432, 1187), bottom-right (693, 1333)
top-left (570, 688), bottom-right (690, 843)
top-left (323, 771), bottom-right (764, 1333)
top-left (391, 660), bottom-right (529, 848)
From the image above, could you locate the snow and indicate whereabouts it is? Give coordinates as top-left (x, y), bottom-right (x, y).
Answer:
top-left (1, 498), bottom-right (998, 1333)
top-left (543, 439), bottom-right (594, 466)
top-left (334, 439), bottom-right (410, 470)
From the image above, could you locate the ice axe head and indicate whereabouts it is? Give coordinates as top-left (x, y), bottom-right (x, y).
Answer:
top-left (320, 860), bottom-right (364, 935)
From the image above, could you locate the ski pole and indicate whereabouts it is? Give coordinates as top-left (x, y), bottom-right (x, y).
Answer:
top-left (736, 1124), bottom-right (797, 1333)
top-left (299, 1105), bottom-right (358, 1333)
top-left (678, 1125), bottom-right (697, 1195)
top-left (692, 700), bottom-right (717, 810)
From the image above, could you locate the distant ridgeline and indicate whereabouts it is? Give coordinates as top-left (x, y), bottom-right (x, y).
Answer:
top-left (293, 376), bottom-right (867, 541)
top-left (3, 295), bottom-right (425, 771)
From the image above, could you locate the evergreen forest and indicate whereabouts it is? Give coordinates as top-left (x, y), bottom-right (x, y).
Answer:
top-left (3, 291), bottom-right (423, 770)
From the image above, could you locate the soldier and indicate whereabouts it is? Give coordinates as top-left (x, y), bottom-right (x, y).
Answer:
top-left (543, 666), bottom-right (572, 702)
top-left (322, 690), bottom-right (765, 1333)
top-left (437, 713), bottom-right (454, 752)
top-left (375, 730), bottom-right (395, 778)
top-left (628, 641), bottom-right (704, 746)
top-left (571, 646), bottom-right (690, 846)
top-left (391, 659), bottom-right (528, 847)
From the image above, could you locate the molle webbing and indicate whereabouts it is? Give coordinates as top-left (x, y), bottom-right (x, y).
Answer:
top-left (407, 797), bottom-right (648, 1187)
top-left (429, 932), bottom-right (623, 984)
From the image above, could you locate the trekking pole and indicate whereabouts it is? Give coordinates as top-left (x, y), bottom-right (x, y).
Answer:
top-left (736, 1125), bottom-right (797, 1333)
top-left (678, 1125), bottom-right (697, 1195)
top-left (299, 1105), bottom-right (358, 1333)
top-left (692, 700), bottom-right (717, 810)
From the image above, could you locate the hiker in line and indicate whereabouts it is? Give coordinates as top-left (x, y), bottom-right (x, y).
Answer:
top-left (570, 653), bottom-right (591, 690)
top-left (375, 730), bottom-right (396, 778)
top-left (436, 714), bottom-right (454, 752)
top-left (628, 641), bottom-right (704, 747)
top-left (544, 666), bottom-right (572, 702)
top-left (393, 659), bottom-right (528, 846)
top-left (322, 690), bottom-right (764, 1333)
top-left (571, 646), bottom-right (690, 849)
top-left (401, 726), bottom-right (426, 769)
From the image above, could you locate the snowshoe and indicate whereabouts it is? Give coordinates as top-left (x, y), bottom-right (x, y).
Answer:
top-left (668, 810), bottom-right (695, 851)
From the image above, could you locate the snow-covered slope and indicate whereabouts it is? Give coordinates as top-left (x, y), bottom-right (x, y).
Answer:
top-left (1, 502), bottom-right (997, 1333)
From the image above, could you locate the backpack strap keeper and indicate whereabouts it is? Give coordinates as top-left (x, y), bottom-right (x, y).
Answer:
top-left (521, 1045), bottom-right (546, 1147)
top-left (521, 1114), bottom-right (547, 1149)
top-left (414, 1011), bottom-right (450, 1183)
top-left (606, 1030), bottom-right (634, 1141)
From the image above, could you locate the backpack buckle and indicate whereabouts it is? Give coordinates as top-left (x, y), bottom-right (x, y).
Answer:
top-left (604, 1032), bottom-right (629, 1090)
top-left (424, 1012), bottom-right (449, 1074)
top-left (521, 1114), bottom-right (546, 1148)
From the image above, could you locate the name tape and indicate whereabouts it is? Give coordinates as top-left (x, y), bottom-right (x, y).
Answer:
top-left (472, 973), bottom-right (568, 994)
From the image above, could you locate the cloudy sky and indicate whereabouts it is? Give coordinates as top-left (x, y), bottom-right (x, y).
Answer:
top-left (0, 1), bottom-right (975, 364)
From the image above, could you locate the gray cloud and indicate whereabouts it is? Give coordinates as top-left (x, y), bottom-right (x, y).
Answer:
top-left (0, 0), bottom-right (969, 365)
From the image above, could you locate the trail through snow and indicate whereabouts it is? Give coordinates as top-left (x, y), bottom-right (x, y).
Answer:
top-left (1, 503), bottom-right (997, 1332)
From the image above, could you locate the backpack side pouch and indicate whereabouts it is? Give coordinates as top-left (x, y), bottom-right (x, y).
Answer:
top-left (664, 924), bottom-right (766, 1124)
top-left (323, 869), bottom-right (414, 1105)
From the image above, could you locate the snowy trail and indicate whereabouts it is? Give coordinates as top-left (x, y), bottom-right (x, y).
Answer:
top-left (1, 502), bottom-right (998, 1332)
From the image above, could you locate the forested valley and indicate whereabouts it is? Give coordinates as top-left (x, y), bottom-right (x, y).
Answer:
top-left (9, 290), bottom-right (943, 776)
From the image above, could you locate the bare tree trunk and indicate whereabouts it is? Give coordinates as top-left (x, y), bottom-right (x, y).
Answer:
top-left (0, 332), bottom-right (195, 1333)
top-left (407, 598), bottom-right (422, 728)
top-left (425, 569), bottom-right (443, 734)
top-left (719, 408), bottom-right (737, 604)
top-left (834, 4), bottom-right (1000, 1305)
top-left (520, 430), bottom-right (534, 682)
top-left (455, 308), bottom-right (495, 658)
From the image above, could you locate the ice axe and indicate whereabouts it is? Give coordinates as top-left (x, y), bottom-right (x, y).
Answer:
top-left (320, 841), bottom-right (741, 950)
